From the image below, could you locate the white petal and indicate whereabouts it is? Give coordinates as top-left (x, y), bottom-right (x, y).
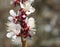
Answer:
top-left (28, 17), bottom-right (35, 29)
top-left (26, 11), bottom-right (31, 15)
top-left (28, 0), bottom-right (34, 3)
top-left (29, 6), bottom-right (35, 13)
top-left (12, 35), bottom-right (17, 39)
top-left (6, 32), bottom-right (14, 38)
top-left (25, 17), bottom-right (28, 23)
top-left (8, 16), bottom-right (13, 21)
top-left (10, 1), bottom-right (13, 5)
top-left (26, 6), bottom-right (35, 15)
top-left (11, 37), bottom-right (21, 45)
top-left (9, 9), bottom-right (16, 16)
top-left (20, 2), bottom-right (24, 8)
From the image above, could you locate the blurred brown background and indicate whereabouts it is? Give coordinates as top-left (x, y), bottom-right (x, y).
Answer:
top-left (0, 0), bottom-right (60, 47)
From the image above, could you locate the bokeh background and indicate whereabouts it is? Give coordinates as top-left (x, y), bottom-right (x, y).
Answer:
top-left (0, 0), bottom-right (60, 47)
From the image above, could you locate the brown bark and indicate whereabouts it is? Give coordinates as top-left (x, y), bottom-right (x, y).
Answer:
top-left (21, 37), bottom-right (28, 47)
